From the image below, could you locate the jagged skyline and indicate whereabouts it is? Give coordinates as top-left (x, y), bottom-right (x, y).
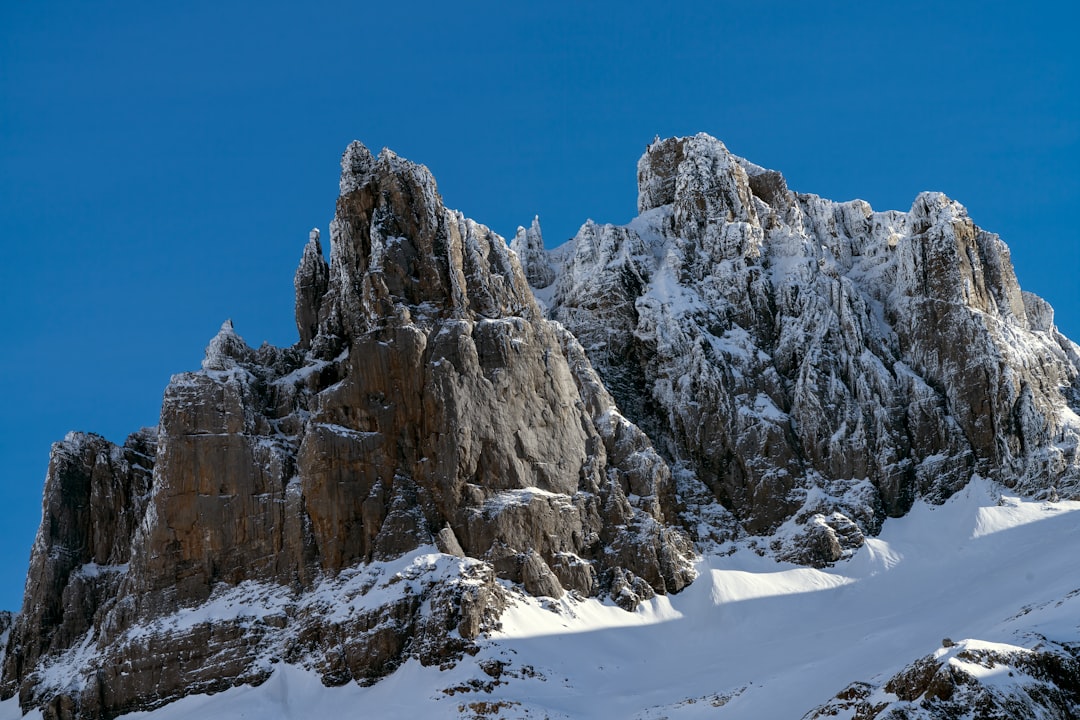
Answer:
top-left (1, 1), bottom-right (1077, 616)
top-left (4, 130), bottom-right (1079, 720)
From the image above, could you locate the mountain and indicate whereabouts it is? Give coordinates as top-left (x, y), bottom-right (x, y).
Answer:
top-left (533, 134), bottom-right (1080, 563)
top-left (2, 135), bottom-right (1078, 720)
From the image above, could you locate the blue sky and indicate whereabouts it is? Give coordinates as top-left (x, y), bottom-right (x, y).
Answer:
top-left (1, 1), bottom-right (1077, 611)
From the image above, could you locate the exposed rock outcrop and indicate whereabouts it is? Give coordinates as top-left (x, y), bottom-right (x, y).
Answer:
top-left (509, 216), bottom-right (555, 290)
top-left (1, 430), bottom-right (155, 694)
top-left (541, 133), bottom-right (1080, 555)
top-left (294, 228), bottom-right (329, 349)
top-left (0, 612), bottom-right (12, 668)
top-left (804, 639), bottom-right (1080, 719)
top-left (295, 142), bottom-right (694, 604)
top-left (1, 141), bottom-right (694, 719)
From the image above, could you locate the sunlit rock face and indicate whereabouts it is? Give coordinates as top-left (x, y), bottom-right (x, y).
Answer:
top-left (539, 133), bottom-right (1080, 556)
top-left (1, 142), bottom-right (694, 719)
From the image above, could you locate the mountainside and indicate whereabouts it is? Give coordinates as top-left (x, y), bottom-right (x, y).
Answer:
top-left (531, 134), bottom-right (1080, 563)
top-left (2, 135), bottom-right (1079, 720)
top-left (0, 142), bottom-right (693, 720)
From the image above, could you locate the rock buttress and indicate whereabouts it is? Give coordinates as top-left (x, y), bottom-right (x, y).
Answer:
top-left (2, 141), bottom-right (695, 719)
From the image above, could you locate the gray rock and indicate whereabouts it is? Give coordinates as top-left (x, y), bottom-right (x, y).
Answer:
top-left (435, 526), bottom-right (465, 557)
top-left (294, 228), bottom-right (329, 349)
top-left (546, 133), bottom-right (1080, 548)
top-left (510, 216), bottom-right (555, 289)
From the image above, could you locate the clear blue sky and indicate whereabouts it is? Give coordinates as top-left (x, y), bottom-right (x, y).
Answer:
top-left (1, 1), bottom-right (1077, 611)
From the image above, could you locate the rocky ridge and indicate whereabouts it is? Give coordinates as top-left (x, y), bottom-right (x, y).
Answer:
top-left (0, 142), bottom-right (694, 719)
top-left (2, 134), bottom-right (1079, 719)
top-left (523, 133), bottom-right (1080, 563)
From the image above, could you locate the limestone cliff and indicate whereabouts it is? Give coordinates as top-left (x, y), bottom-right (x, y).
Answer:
top-left (0, 142), bottom-right (694, 719)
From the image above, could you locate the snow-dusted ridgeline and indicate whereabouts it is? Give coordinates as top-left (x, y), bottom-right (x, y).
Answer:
top-left (528, 133), bottom-right (1080, 565)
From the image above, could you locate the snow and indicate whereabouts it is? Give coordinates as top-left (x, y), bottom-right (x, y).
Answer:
top-left (116, 549), bottom-right (488, 641)
top-left (122, 579), bottom-right (293, 641)
top-left (704, 564), bottom-right (855, 604)
top-left (310, 422), bottom-right (380, 441)
top-left (3, 477), bottom-right (1074, 719)
top-left (72, 562), bottom-right (129, 579)
top-left (480, 487), bottom-right (566, 513)
top-left (271, 357), bottom-right (331, 386)
top-left (480, 480), bottom-right (1080, 718)
top-left (972, 492), bottom-right (1069, 538)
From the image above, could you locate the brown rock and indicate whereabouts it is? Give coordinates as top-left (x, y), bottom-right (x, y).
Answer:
top-left (294, 229), bottom-right (330, 349)
top-left (3, 141), bottom-right (696, 718)
top-left (1, 429), bottom-right (154, 702)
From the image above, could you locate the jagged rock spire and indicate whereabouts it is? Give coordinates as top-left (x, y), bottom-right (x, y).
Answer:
top-left (510, 216), bottom-right (555, 289)
top-left (201, 319), bottom-right (253, 371)
top-left (322, 140), bottom-right (540, 340)
top-left (339, 140), bottom-right (376, 195)
top-left (294, 228), bottom-right (329, 349)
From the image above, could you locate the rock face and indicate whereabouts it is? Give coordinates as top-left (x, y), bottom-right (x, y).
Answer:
top-left (0, 611), bottom-right (11, 667)
top-left (294, 228), bottom-right (329, 349)
top-left (0, 142), bottom-right (694, 718)
top-left (1, 430), bottom-right (155, 694)
top-left (538, 133), bottom-right (1080, 558)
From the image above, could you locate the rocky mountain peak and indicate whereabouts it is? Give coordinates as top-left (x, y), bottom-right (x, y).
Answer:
top-left (201, 319), bottom-right (254, 371)
top-left (3, 133), bottom-right (1078, 720)
top-left (638, 133), bottom-right (759, 241)
top-left (547, 132), bottom-right (1080, 556)
top-left (2, 139), bottom-right (696, 719)
top-left (318, 141), bottom-right (539, 345)
top-left (338, 139), bottom-right (376, 195)
top-left (899, 190), bottom-right (1029, 324)
top-left (509, 216), bottom-right (554, 290)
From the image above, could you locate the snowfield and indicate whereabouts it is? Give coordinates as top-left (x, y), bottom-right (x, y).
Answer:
top-left (3, 477), bottom-right (1077, 719)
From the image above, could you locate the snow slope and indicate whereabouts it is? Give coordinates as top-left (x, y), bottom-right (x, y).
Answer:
top-left (5, 478), bottom-right (1073, 719)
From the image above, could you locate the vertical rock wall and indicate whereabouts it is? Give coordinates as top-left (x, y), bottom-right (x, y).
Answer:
top-left (1, 142), bottom-right (695, 719)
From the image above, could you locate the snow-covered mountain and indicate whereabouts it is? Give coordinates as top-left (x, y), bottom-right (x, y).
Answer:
top-left (2, 135), bottom-right (1078, 719)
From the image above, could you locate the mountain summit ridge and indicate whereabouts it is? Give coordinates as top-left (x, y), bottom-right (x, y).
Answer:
top-left (2, 134), bottom-right (1078, 719)
top-left (536, 133), bottom-right (1079, 562)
